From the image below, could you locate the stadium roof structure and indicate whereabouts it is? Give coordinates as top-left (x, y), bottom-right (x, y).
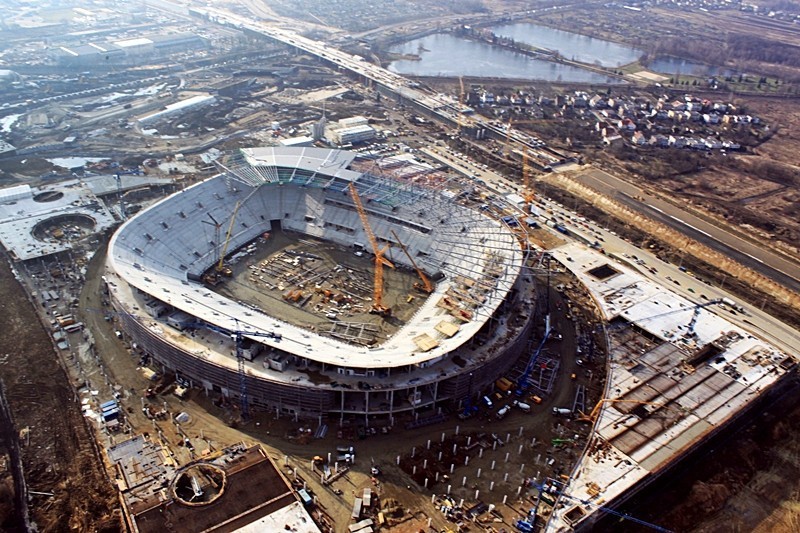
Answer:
top-left (0, 180), bottom-right (116, 260)
top-left (108, 147), bottom-right (524, 370)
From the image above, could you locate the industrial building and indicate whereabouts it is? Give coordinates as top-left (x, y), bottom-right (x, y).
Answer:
top-left (106, 147), bottom-right (534, 423)
top-left (325, 116), bottom-right (376, 146)
top-left (109, 438), bottom-right (320, 532)
top-left (51, 32), bottom-right (208, 66)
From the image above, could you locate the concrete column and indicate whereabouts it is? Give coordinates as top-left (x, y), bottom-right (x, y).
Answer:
top-left (505, 452), bottom-right (510, 463)
top-left (491, 460), bottom-right (496, 470)
top-left (441, 432), bottom-right (446, 442)
top-left (519, 463), bottom-right (525, 473)
top-left (427, 439), bottom-right (431, 449)
top-left (477, 468), bottom-right (481, 478)
top-left (490, 481), bottom-right (494, 491)
top-left (462, 476), bottom-right (467, 487)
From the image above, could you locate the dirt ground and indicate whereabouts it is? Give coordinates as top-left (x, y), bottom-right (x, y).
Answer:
top-left (216, 230), bottom-right (426, 343)
top-left (0, 253), bottom-right (118, 532)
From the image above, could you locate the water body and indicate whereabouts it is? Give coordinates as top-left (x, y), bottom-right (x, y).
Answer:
top-left (388, 33), bottom-right (623, 84)
top-left (490, 22), bottom-right (643, 68)
top-left (647, 56), bottom-right (733, 77)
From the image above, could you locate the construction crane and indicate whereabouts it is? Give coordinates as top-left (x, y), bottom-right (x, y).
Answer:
top-left (201, 213), bottom-right (223, 281)
top-left (200, 203), bottom-right (241, 284)
top-left (514, 327), bottom-right (552, 396)
top-left (455, 76), bottom-right (466, 133)
top-left (577, 398), bottom-right (663, 423)
top-left (187, 320), bottom-right (282, 422)
top-left (390, 229), bottom-right (433, 294)
top-left (349, 182), bottom-right (394, 316)
top-left (216, 201), bottom-right (241, 277)
top-left (522, 152), bottom-right (535, 214)
top-left (88, 307), bottom-right (278, 422)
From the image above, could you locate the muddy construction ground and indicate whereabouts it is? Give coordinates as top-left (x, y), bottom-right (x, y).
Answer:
top-left (0, 253), bottom-right (118, 532)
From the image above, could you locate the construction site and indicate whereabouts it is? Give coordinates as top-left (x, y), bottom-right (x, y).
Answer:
top-left (217, 232), bottom-right (429, 345)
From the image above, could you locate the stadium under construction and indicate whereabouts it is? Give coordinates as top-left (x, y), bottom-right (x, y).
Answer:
top-left (106, 147), bottom-right (535, 423)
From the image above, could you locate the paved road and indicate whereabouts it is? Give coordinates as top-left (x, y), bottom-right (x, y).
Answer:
top-left (576, 168), bottom-right (800, 294)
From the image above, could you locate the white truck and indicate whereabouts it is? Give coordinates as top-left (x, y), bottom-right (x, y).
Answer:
top-left (512, 400), bottom-right (531, 413)
top-left (496, 405), bottom-right (511, 419)
top-left (552, 407), bottom-right (572, 416)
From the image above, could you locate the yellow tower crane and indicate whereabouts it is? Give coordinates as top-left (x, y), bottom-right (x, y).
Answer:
top-left (217, 201), bottom-right (241, 277)
top-left (522, 152), bottom-right (535, 214)
top-left (349, 183), bottom-right (394, 317)
top-left (456, 76), bottom-right (466, 132)
top-left (390, 229), bottom-right (433, 294)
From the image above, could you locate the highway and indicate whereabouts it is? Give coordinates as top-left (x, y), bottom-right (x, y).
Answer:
top-left (194, 6), bottom-right (561, 162)
top-left (542, 198), bottom-right (800, 354)
top-left (575, 168), bottom-right (800, 294)
top-left (419, 144), bottom-right (800, 353)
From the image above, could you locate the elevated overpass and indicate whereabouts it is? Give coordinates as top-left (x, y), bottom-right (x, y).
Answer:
top-left (192, 7), bottom-right (566, 165)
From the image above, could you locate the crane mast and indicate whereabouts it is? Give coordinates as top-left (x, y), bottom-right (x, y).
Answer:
top-left (349, 182), bottom-right (394, 316)
top-left (522, 152), bottom-right (535, 213)
top-left (216, 201), bottom-right (241, 276)
top-left (390, 229), bottom-right (433, 294)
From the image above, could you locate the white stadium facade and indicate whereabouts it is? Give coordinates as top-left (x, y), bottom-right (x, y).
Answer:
top-left (106, 147), bottom-right (537, 423)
